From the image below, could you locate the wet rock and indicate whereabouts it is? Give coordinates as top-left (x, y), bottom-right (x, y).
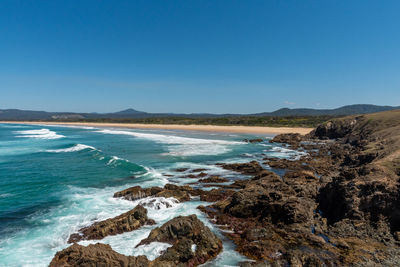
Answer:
top-left (137, 215), bottom-right (222, 266)
top-left (52, 215), bottom-right (221, 267)
top-left (199, 188), bottom-right (235, 202)
top-left (191, 168), bottom-right (208, 172)
top-left (49, 243), bottom-right (150, 267)
top-left (201, 179), bottom-right (247, 190)
top-left (113, 186), bottom-right (163, 200)
top-left (114, 184), bottom-right (192, 202)
top-left (270, 133), bottom-right (304, 147)
top-left (174, 168), bottom-right (189, 172)
top-left (243, 138), bottom-right (264, 143)
top-left (138, 197), bottom-right (179, 210)
top-left (185, 172), bottom-right (208, 179)
top-left (68, 205), bottom-right (154, 243)
top-left (198, 176), bottom-right (229, 183)
top-left (217, 161), bottom-right (263, 175)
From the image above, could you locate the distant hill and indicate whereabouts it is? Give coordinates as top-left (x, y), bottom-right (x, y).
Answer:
top-left (0, 104), bottom-right (398, 121)
top-left (112, 108), bottom-right (147, 115)
top-left (256, 104), bottom-right (399, 117)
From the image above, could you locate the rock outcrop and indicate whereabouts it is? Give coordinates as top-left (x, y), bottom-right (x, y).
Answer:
top-left (198, 176), bottom-right (228, 183)
top-left (243, 138), bottom-right (264, 143)
top-left (51, 215), bottom-right (222, 267)
top-left (137, 215), bottom-right (222, 266)
top-left (270, 133), bottom-right (304, 147)
top-left (200, 110), bottom-right (400, 266)
top-left (68, 205), bottom-right (154, 243)
top-left (49, 243), bottom-right (150, 267)
top-left (217, 160), bottom-right (264, 175)
top-left (113, 184), bottom-right (196, 202)
top-left (114, 183), bottom-right (234, 205)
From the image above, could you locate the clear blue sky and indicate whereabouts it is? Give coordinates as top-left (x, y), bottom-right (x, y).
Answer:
top-left (1, 0), bottom-right (399, 113)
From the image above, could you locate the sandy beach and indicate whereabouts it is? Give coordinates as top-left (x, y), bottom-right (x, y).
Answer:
top-left (0, 121), bottom-right (313, 135)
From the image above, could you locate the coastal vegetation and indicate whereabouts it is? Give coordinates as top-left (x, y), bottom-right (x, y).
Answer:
top-left (45, 115), bottom-right (336, 128)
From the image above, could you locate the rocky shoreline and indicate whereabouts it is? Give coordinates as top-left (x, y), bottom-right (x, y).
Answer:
top-left (49, 110), bottom-right (400, 266)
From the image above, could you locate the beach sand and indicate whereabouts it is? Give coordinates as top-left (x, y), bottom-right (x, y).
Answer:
top-left (0, 121), bottom-right (313, 135)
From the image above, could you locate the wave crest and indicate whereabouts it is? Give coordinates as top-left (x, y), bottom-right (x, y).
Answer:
top-left (96, 129), bottom-right (243, 156)
top-left (46, 144), bottom-right (96, 153)
top-left (15, 128), bottom-right (65, 140)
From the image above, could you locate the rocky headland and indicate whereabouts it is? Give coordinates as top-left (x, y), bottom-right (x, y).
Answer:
top-left (50, 110), bottom-right (400, 266)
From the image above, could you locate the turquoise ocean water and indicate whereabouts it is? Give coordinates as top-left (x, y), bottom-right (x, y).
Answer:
top-left (0, 123), bottom-right (305, 266)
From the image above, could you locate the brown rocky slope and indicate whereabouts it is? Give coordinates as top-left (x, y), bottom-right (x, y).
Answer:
top-left (200, 110), bottom-right (400, 266)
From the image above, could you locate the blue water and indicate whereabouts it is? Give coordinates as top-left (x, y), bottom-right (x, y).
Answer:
top-left (0, 123), bottom-right (304, 266)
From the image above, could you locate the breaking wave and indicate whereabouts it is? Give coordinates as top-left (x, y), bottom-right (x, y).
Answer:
top-left (96, 129), bottom-right (243, 156)
top-left (46, 144), bottom-right (96, 153)
top-left (15, 128), bottom-right (65, 140)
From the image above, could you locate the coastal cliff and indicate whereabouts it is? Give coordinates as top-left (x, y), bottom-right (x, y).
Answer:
top-left (200, 110), bottom-right (400, 266)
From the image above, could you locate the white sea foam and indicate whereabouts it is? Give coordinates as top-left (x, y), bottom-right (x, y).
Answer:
top-left (96, 129), bottom-right (242, 145)
top-left (0, 185), bottom-right (138, 266)
top-left (259, 143), bottom-right (272, 147)
top-left (139, 167), bottom-right (169, 186)
top-left (96, 129), bottom-right (243, 156)
top-left (41, 124), bottom-right (96, 130)
top-left (106, 156), bottom-right (124, 165)
top-left (0, 128), bottom-right (253, 266)
top-left (162, 162), bottom-right (246, 186)
top-left (266, 146), bottom-right (308, 160)
top-left (15, 128), bottom-right (65, 140)
top-left (0, 182), bottom-right (246, 266)
top-left (46, 144), bottom-right (95, 153)
top-left (137, 197), bottom-right (180, 210)
top-left (134, 242), bottom-right (172, 260)
top-left (166, 144), bottom-right (231, 156)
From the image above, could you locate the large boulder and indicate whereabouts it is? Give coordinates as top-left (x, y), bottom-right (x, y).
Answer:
top-left (270, 133), bottom-right (304, 146)
top-left (137, 215), bottom-right (222, 266)
top-left (68, 205), bottom-right (154, 243)
top-left (49, 243), bottom-right (150, 267)
top-left (311, 119), bottom-right (357, 140)
top-left (114, 184), bottom-right (193, 202)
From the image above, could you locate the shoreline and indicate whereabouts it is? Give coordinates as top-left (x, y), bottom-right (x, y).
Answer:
top-left (0, 121), bottom-right (313, 135)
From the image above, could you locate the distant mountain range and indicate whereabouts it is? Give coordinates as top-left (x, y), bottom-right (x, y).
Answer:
top-left (0, 104), bottom-right (398, 121)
